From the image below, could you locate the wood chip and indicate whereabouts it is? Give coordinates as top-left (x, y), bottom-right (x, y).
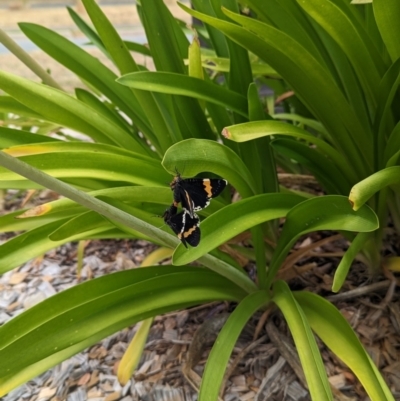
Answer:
top-left (37, 387), bottom-right (57, 400)
top-left (87, 389), bottom-right (103, 399)
top-left (328, 373), bottom-right (346, 389)
top-left (104, 391), bottom-right (121, 401)
top-left (9, 272), bottom-right (28, 285)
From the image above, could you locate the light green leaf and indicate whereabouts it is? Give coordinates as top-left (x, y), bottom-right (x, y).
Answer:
top-left (0, 95), bottom-right (43, 120)
top-left (273, 281), bottom-right (332, 401)
top-left (332, 232), bottom-right (372, 292)
top-left (118, 71), bottom-right (248, 118)
top-left (162, 138), bottom-right (258, 198)
top-left (200, 55), bottom-right (279, 77)
top-left (199, 291), bottom-right (269, 401)
top-left (295, 291), bottom-right (395, 401)
top-left (0, 127), bottom-right (59, 149)
top-left (0, 70), bottom-right (149, 154)
top-left (173, 193), bottom-right (304, 266)
top-left (272, 113), bottom-right (328, 136)
top-left (222, 120), bottom-right (354, 182)
top-left (0, 219), bottom-right (114, 274)
top-left (272, 139), bottom-right (351, 195)
top-left (0, 151), bottom-right (168, 187)
top-left (49, 211), bottom-right (107, 241)
top-left (177, 3), bottom-right (371, 178)
top-left (298, 0), bottom-right (382, 108)
top-left (67, 6), bottom-right (110, 58)
top-left (81, 0), bottom-right (173, 152)
top-left (18, 23), bottom-right (152, 138)
top-left (0, 266), bottom-right (246, 392)
top-left (349, 167), bottom-right (400, 211)
top-left (266, 196), bottom-right (379, 288)
top-left (373, 0), bottom-right (400, 62)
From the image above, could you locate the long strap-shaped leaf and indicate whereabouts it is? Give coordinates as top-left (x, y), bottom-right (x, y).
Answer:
top-left (373, 0), bottom-right (400, 62)
top-left (81, 0), bottom-right (174, 153)
top-left (173, 193), bottom-right (304, 265)
top-left (0, 266), bottom-right (247, 392)
top-left (266, 195), bottom-right (379, 288)
top-left (18, 23), bottom-right (154, 144)
top-left (0, 70), bottom-right (150, 155)
top-left (118, 71), bottom-right (248, 118)
top-left (178, 3), bottom-right (371, 178)
top-left (349, 166), bottom-right (400, 210)
top-left (295, 291), bottom-right (395, 401)
top-left (0, 151), bottom-right (257, 293)
top-left (273, 281), bottom-right (332, 401)
top-left (198, 290), bottom-right (269, 401)
top-left (162, 138), bottom-right (258, 197)
top-left (222, 120), bottom-right (358, 185)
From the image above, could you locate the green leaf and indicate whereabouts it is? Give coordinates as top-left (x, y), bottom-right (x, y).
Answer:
top-left (49, 210), bottom-right (107, 241)
top-left (385, 122), bottom-right (400, 166)
top-left (0, 207), bottom-right (81, 233)
top-left (18, 23), bottom-right (152, 137)
top-left (124, 41), bottom-right (152, 57)
top-left (266, 196), bottom-right (379, 288)
top-left (373, 0), bottom-right (400, 62)
top-left (0, 151), bottom-right (169, 187)
top-left (332, 232), bottom-right (372, 292)
top-left (178, 3), bottom-right (371, 178)
top-left (16, 186), bottom-right (174, 219)
top-left (349, 167), bottom-right (400, 211)
top-left (298, 0), bottom-right (382, 108)
top-left (82, 0), bottom-right (137, 75)
top-left (0, 95), bottom-right (43, 120)
top-left (118, 71), bottom-right (248, 118)
top-left (222, 120), bottom-right (355, 183)
top-left (0, 70), bottom-right (149, 154)
top-left (272, 113), bottom-right (328, 136)
top-left (272, 139), bottom-right (351, 195)
top-left (0, 150), bottom-right (175, 247)
top-left (0, 219), bottom-right (114, 274)
top-left (192, 0), bottom-right (230, 60)
top-left (0, 127), bottom-right (59, 149)
top-left (139, 0), bottom-right (215, 141)
top-left (81, 0), bottom-right (174, 153)
top-left (5, 141), bottom-right (152, 159)
top-left (199, 291), bottom-right (269, 401)
top-left (0, 266), bottom-right (246, 388)
top-left (173, 193), bottom-right (304, 266)
top-left (200, 55), bottom-right (278, 77)
top-left (273, 281), bottom-right (332, 401)
top-left (67, 6), bottom-right (109, 56)
top-left (375, 57), bottom-right (400, 165)
top-left (75, 88), bottom-right (130, 133)
top-left (162, 138), bottom-right (257, 198)
top-left (295, 291), bottom-right (395, 401)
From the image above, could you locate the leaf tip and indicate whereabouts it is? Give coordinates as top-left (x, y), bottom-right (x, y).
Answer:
top-left (17, 204), bottom-right (52, 218)
top-left (221, 128), bottom-right (231, 139)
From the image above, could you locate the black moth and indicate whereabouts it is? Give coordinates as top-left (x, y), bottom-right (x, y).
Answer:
top-left (170, 170), bottom-right (227, 218)
top-left (163, 204), bottom-right (200, 248)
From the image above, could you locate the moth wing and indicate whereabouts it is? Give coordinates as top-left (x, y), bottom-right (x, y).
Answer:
top-left (181, 212), bottom-right (201, 247)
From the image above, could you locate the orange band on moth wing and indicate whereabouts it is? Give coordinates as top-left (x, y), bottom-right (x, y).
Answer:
top-left (183, 226), bottom-right (197, 238)
top-left (203, 179), bottom-right (213, 197)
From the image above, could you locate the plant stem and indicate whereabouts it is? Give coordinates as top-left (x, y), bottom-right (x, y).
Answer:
top-left (0, 28), bottom-right (64, 91)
